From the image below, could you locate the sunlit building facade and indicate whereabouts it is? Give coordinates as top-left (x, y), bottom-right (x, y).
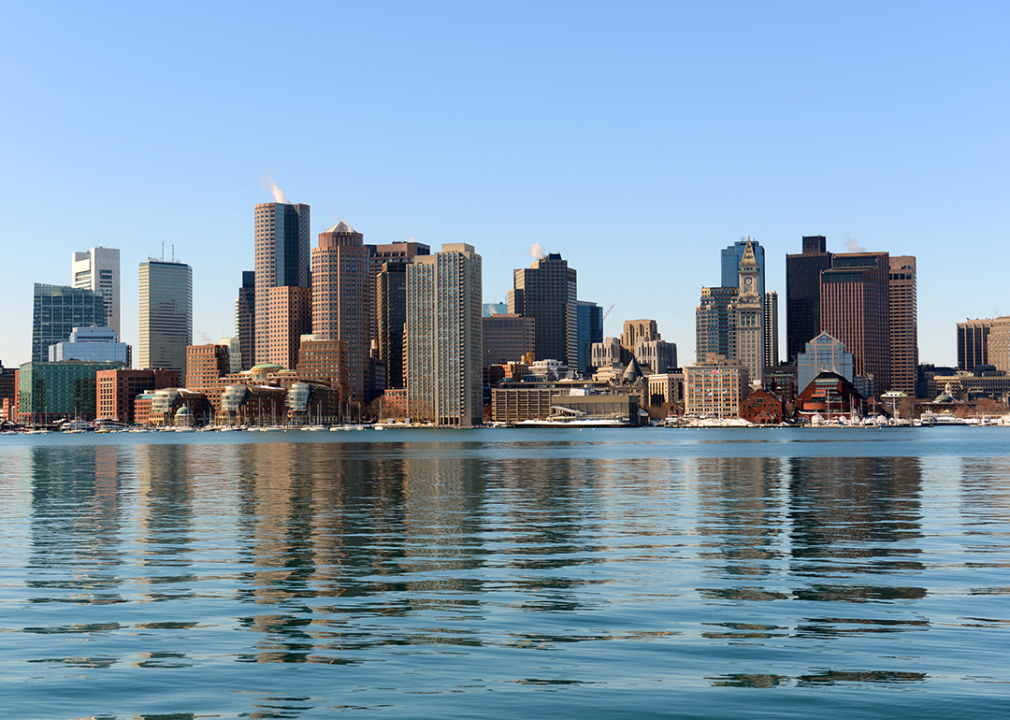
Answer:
top-left (139, 260), bottom-right (192, 383)
top-left (406, 244), bottom-right (482, 426)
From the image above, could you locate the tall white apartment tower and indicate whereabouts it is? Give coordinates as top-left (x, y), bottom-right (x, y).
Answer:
top-left (72, 246), bottom-right (121, 338)
top-left (406, 244), bottom-right (483, 427)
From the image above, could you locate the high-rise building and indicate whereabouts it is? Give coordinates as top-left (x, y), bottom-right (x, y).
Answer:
top-left (483, 302), bottom-right (508, 317)
top-left (72, 247), bottom-right (121, 340)
top-left (731, 239), bottom-right (763, 385)
top-left (819, 252), bottom-right (890, 393)
top-left (987, 317), bottom-right (1010, 374)
top-left (236, 271), bottom-right (255, 371)
top-left (721, 239), bottom-right (765, 301)
top-left (139, 260), bottom-right (192, 383)
top-left (32, 283), bottom-right (107, 363)
top-left (483, 313), bottom-right (535, 368)
top-left (786, 235), bottom-right (833, 362)
top-left (696, 286), bottom-right (737, 361)
top-left (764, 291), bottom-right (779, 368)
top-left (635, 338), bottom-right (677, 374)
top-left (957, 319), bottom-right (992, 370)
top-left (376, 261), bottom-right (410, 389)
top-left (366, 241), bottom-right (430, 349)
top-left (312, 222), bottom-right (369, 403)
top-left (265, 286), bottom-right (311, 370)
top-left (508, 253), bottom-right (577, 365)
top-left (576, 301), bottom-right (603, 373)
top-left (889, 256), bottom-right (918, 395)
top-left (406, 244), bottom-right (482, 427)
top-left (621, 319), bottom-right (659, 357)
top-left (254, 202), bottom-right (310, 366)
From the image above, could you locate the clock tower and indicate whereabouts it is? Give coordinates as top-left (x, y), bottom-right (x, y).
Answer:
top-left (732, 237), bottom-right (763, 385)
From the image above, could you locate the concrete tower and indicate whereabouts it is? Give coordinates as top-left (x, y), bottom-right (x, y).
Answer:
top-left (72, 247), bottom-right (121, 339)
top-left (731, 238), bottom-right (764, 385)
top-left (139, 260), bottom-right (192, 383)
top-left (889, 256), bottom-right (918, 395)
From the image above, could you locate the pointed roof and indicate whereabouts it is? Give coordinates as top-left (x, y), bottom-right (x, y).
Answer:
top-left (739, 237), bottom-right (758, 270)
top-left (623, 357), bottom-right (644, 383)
top-left (327, 221), bottom-right (355, 233)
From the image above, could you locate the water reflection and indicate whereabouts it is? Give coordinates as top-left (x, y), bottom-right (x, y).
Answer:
top-left (27, 444), bottom-right (126, 605)
top-left (2, 435), bottom-right (1009, 719)
top-left (786, 456), bottom-right (926, 602)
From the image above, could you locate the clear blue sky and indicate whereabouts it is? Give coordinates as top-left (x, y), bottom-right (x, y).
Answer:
top-left (2, 1), bottom-right (1007, 369)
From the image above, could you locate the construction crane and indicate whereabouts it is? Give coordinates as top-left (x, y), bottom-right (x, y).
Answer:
top-left (602, 304), bottom-right (615, 322)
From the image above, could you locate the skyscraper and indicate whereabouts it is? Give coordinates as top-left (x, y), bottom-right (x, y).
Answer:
top-left (366, 240), bottom-right (430, 350)
top-left (72, 247), bottom-right (121, 339)
top-left (254, 202), bottom-right (310, 366)
top-left (32, 283), bottom-right (107, 362)
top-left (764, 291), bottom-right (779, 368)
top-left (236, 270), bottom-right (255, 371)
top-left (721, 239), bottom-right (765, 300)
top-left (508, 253), bottom-right (577, 366)
top-left (695, 286), bottom-right (737, 361)
top-left (731, 239), bottom-right (763, 385)
top-left (483, 313), bottom-right (535, 368)
top-left (957, 319), bottom-right (991, 370)
top-left (786, 235), bottom-right (833, 362)
top-left (819, 252), bottom-right (890, 394)
top-left (576, 301), bottom-right (603, 373)
top-left (139, 260), bottom-right (192, 383)
top-left (266, 285), bottom-right (311, 370)
top-left (376, 260), bottom-right (409, 389)
top-left (889, 256), bottom-right (918, 395)
top-left (621, 319), bottom-right (659, 357)
top-left (312, 221), bottom-right (369, 403)
top-left (406, 244), bottom-right (482, 427)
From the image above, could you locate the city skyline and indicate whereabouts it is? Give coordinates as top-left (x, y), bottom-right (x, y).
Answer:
top-left (2, 3), bottom-right (1008, 368)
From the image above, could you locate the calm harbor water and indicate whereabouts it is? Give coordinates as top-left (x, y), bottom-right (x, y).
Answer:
top-left (1, 427), bottom-right (1008, 719)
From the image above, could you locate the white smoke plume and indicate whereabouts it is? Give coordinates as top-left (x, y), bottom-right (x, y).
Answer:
top-left (260, 169), bottom-right (288, 204)
top-left (844, 234), bottom-right (866, 253)
top-left (529, 242), bottom-right (547, 260)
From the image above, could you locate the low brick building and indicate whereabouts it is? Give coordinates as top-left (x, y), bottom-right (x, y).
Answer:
top-left (740, 389), bottom-right (785, 424)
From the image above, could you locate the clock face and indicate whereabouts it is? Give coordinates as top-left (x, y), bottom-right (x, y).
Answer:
top-left (744, 277), bottom-right (753, 287)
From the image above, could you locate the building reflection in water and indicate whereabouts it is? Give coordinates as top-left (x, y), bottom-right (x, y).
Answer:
top-left (26, 444), bottom-right (127, 606)
top-left (695, 455), bottom-right (929, 648)
top-left (782, 455), bottom-right (930, 655)
top-left (229, 441), bottom-right (500, 662)
top-left (492, 454), bottom-right (600, 616)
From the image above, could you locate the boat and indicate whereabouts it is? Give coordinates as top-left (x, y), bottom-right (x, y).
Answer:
top-left (514, 418), bottom-right (627, 428)
top-left (933, 412), bottom-right (968, 426)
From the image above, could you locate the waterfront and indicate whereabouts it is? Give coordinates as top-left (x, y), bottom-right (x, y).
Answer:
top-left (1, 428), bottom-right (1008, 719)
